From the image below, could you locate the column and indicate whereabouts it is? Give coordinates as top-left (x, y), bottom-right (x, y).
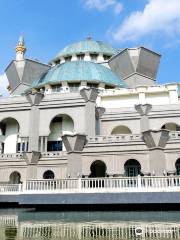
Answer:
top-left (26, 93), bottom-right (44, 152)
top-left (97, 53), bottom-right (104, 63)
top-left (40, 136), bottom-right (44, 152)
top-left (80, 88), bottom-right (99, 137)
top-left (61, 57), bottom-right (65, 63)
top-left (135, 104), bottom-right (152, 132)
top-left (79, 81), bottom-right (87, 90)
top-left (24, 139), bottom-right (28, 152)
top-left (95, 107), bottom-right (105, 135)
top-left (142, 130), bottom-right (169, 175)
top-left (136, 86), bottom-right (147, 104)
top-left (20, 140), bottom-right (23, 153)
top-left (44, 136), bottom-right (48, 152)
top-left (45, 84), bottom-right (52, 94)
top-left (62, 134), bottom-right (86, 178)
top-left (84, 53), bottom-right (91, 61)
top-left (166, 83), bottom-right (179, 104)
top-left (61, 81), bottom-right (68, 91)
top-left (71, 54), bottom-right (77, 61)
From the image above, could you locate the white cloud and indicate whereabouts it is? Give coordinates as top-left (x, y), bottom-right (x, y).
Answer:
top-left (111, 0), bottom-right (180, 42)
top-left (0, 74), bottom-right (9, 97)
top-left (84, 0), bottom-right (123, 13)
top-left (114, 2), bottom-right (123, 15)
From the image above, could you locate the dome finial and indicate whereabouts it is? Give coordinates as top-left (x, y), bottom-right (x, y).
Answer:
top-left (86, 35), bottom-right (92, 41)
top-left (16, 34), bottom-right (26, 61)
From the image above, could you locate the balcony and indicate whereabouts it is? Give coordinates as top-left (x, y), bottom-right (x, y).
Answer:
top-left (1, 176), bottom-right (180, 194)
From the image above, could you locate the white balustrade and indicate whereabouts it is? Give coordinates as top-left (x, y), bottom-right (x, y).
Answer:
top-left (0, 184), bottom-right (22, 193)
top-left (1, 176), bottom-right (180, 194)
top-left (25, 179), bottom-right (78, 192)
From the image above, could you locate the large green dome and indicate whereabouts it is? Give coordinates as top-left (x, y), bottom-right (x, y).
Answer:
top-left (53, 39), bottom-right (117, 59)
top-left (32, 61), bottom-right (126, 88)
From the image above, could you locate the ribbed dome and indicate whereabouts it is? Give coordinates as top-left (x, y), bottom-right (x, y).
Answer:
top-left (32, 61), bottom-right (126, 88)
top-left (53, 39), bottom-right (117, 60)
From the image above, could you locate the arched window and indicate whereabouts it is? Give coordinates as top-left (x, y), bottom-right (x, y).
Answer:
top-left (161, 123), bottom-right (180, 131)
top-left (43, 170), bottom-right (55, 179)
top-left (124, 159), bottom-right (141, 177)
top-left (111, 125), bottom-right (132, 135)
top-left (89, 160), bottom-right (107, 178)
top-left (9, 171), bottom-right (21, 184)
top-left (175, 159), bottom-right (180, 175)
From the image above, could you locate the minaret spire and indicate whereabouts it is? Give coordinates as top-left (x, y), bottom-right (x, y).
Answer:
top-left (16, 35), bottom-right (26, 61)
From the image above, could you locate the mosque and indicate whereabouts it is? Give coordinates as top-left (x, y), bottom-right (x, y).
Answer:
top-left (0, 36), bottom-right (180, 184)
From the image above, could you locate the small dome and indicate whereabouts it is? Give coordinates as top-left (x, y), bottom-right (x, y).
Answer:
top-left (32, 61), bottom-right (126, 89)
top-left (51, 39), bottom-right (117, 62)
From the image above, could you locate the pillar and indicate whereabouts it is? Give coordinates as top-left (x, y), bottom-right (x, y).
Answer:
top-left (166, 83), bottom-right (179, 104)
top-left (135, 104), bottom-right (152, 132)
top-left (142, 129), bottom-right (169, 175)
top-left (80, 88), bottom-right (98, 137)
top-left (95, 107), bottom-right (105, 135)
top-left (62, 133), bottom-right (86, 178)
top-left (24, 151), bottom-right (41, 180)
top-left (26, 92), bottom-right (44, 152)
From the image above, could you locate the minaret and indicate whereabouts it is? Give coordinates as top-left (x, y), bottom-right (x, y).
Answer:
top-left (15, 35), bottom-right (26, 61)
top-left (6, 35), bottom-right (50, 95)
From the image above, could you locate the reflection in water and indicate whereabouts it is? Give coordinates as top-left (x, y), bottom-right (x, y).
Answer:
top-left (0, 210), bottom-right (180, 239)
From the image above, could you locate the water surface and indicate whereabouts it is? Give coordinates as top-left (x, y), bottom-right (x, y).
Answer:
top-left (1, 209), bottom-right (180, 239)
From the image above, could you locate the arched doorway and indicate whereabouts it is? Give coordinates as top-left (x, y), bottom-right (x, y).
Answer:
top-left (43, 170), bottom-right (55, 179)
top-left (0, 118), bottom-right (20, 154)
top-left (89, 160), bottom-right (106, 177)
top-left (124, 159), bottom-right (141, 177)
top-left (111, 125), bottom-right (132, 135)
top-left (175, 159), bottom-right (180, 175)
top-left (47, 114), bottom-right (74, 151)
top-left (9, 171), bottom-right (21, 184)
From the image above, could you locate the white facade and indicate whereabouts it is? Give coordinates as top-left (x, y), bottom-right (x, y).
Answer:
top-left (0, 37), bottom-right (180, 183)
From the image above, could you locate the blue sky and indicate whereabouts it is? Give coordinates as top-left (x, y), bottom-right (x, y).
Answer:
top-left (0, 0), bottom-right (180, 95)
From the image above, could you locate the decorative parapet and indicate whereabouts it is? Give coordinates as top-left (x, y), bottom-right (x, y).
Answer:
top-left (88, 134), bottom-right (142, 144)
top-left (169, 131), bottom-right (180, 140)
top-left (62, 134), bottom-right (86, 153)
top-left (24, 151), bottom-right (41, 164)
top-left (0, 153), bottom-right (24, 159)
top-left (142, 129), bottom-right (169, 149)
top-left (95, 107), bottom-right (105, 119)
top-left (25, 92), bottom-right (44, 106)
top-left (135, 104), bottom-right (152, 116)
top-left (80, 88), bottom-right (98, 102)
top-left (40, 151), bottom-right (67, 158)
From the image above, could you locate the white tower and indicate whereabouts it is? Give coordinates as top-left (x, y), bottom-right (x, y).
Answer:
top-left (16, 35), bottom-right (26, 61)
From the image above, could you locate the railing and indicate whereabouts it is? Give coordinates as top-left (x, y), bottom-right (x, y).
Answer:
top-left (1, 176), bottom-right (180, 194)
top-left (87, 132), bottom-right (180, 144)
top-left (20, 222), bottom-right (180, 239)
top-left (41, 151), bottom-right (67, 158)
top-left (88, 134), bottom-right (142, 143)
top-left (25, 179), bottom-right (78, 192)
top-left (0, 153), bottom-right (24, 159)
top-left (0, 184), bottom-right (22, 193)
top-left (169, 131), bottom-right (180, 139)
top-left (81, 176), bottom-right (180, 192)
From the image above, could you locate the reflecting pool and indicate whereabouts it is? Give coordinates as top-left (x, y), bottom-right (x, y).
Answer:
top-left (1, 209), bottom-right (180, 239)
